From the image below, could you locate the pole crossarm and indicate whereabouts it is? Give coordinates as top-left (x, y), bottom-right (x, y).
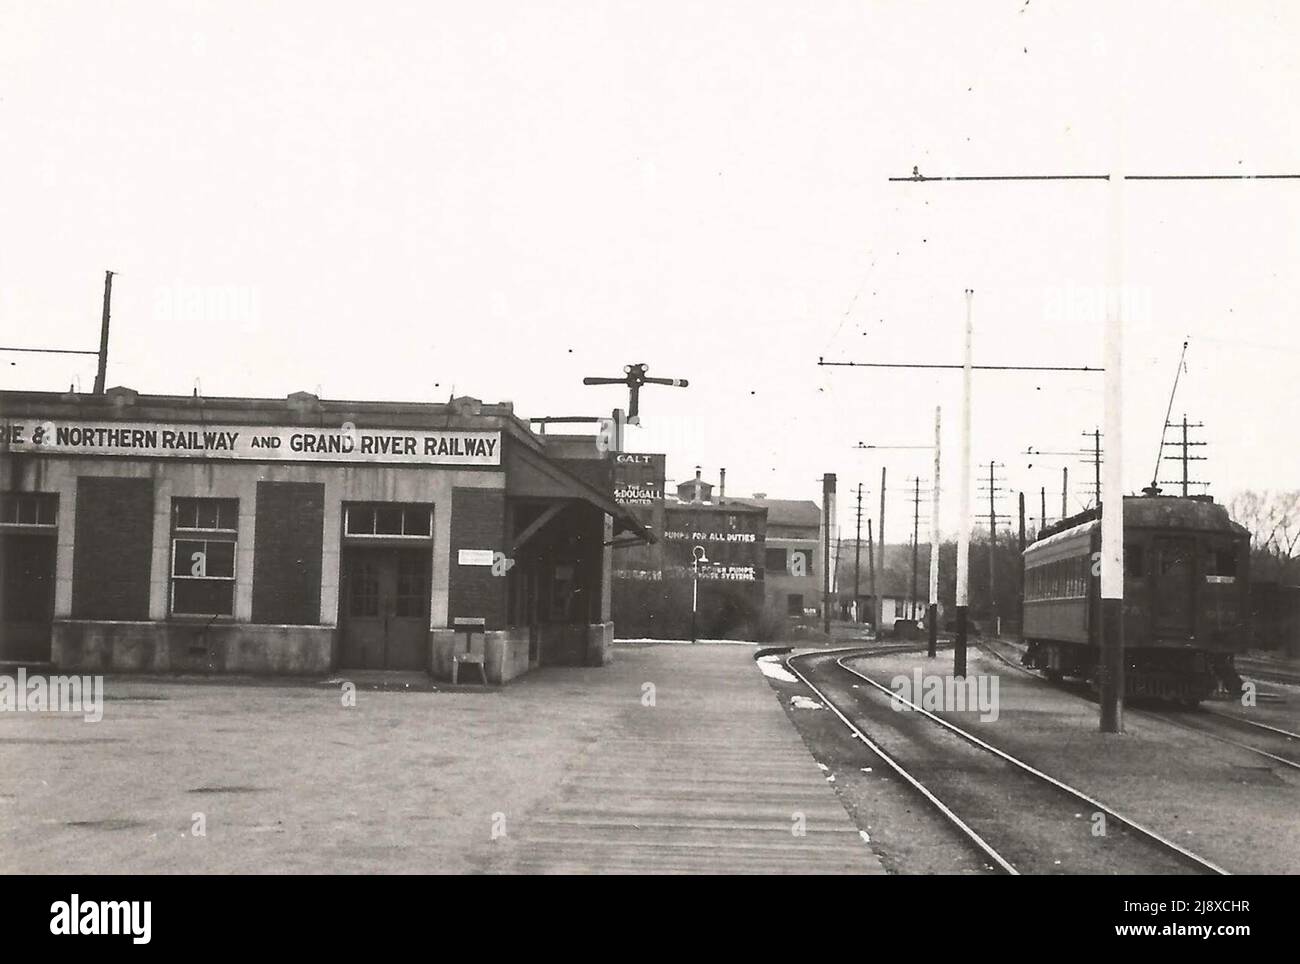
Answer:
top-left (820, 359), bottom-right (1102, 372)
top-left (0, 346), bottom-right (100, 355)
top-left (891, 170), bottom-right (1300, 183)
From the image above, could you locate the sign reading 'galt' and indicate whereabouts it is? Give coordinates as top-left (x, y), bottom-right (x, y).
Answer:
top-left (0, 419), bottom-right (502, 466)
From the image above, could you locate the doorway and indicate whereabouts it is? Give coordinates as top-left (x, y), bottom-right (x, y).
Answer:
top-left (339, 547), bottom-right (431, 670)
top-left (1152, 536), bottom-right (1196, 638)
top-left (1, 533), bottom-right (57, 662)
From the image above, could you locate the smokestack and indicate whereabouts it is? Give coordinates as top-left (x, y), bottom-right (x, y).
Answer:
top-left (719, 468), bottom-right (726, 502)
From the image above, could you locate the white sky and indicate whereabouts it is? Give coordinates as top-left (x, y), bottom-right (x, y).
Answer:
top-left (2, 1), bottom-right (1297, 540)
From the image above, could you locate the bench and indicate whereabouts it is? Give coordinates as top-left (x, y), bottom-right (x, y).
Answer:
top-left (451, 617), bottom-right (488, 686)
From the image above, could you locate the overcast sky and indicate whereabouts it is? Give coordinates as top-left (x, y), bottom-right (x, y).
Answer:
top-left (2, 1), bottom-right (1296, 540)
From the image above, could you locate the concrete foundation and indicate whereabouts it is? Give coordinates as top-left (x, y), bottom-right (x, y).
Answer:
top-left (52, 620), bottom-right (335, 675)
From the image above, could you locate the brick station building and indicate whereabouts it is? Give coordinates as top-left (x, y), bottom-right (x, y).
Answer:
top-left (0, 387), bottom-right (651, 682)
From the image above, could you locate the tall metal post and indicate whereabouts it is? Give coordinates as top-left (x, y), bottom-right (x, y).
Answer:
top-left (928, 406), bottom-right (941, 658)
top-left (955, 290), bottom-right (973, 677)
top-left (853, 484), bottom-right (863, 622)
top-left (876, 466), bottom-right (886, 638)
top-left (1099, 167), bottom-right (1126, 734)
top-left (822, 473), bottom-right (836, 635)
top-left (866, 519), bottom-right (875, 634)
top-left (910, 476), bottom-right (921, 620)
top-left (1018, 491), bottom-right (1026, 640)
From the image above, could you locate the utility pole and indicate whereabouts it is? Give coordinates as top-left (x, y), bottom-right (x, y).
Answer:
top-left (1159, 415), bottom-right (1207, 497)
top-left (885, 84), bottom-right (1300, 731)
top-left (866, 518), bottom-right (875, 632)
top-left (979, 461), bottom-right (1010, 635)
top-left (1083, 429), bottom-right (1103, 508)
top-left (1041, 486), bottom-right (1047, 534)
top-left (1062, 466), bottom-right (1069, 520)
top-left (822, 473), bottom-right (836, 635)
top-left (92, 270), bottom-right (115, 395)
top-left (853, 484), bottom-right (863, 622)
top-left (876, 466), bottom-right (887, 638)
top-left (1013, 493), bottom-right (1024, 644)
top-left (910, 476), bottom-right (922, 621)
top-left (928, 406), bottom-right (941, 659)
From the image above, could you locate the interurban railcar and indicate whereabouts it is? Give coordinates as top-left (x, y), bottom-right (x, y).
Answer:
top-left (1021, 494), bottom-right (1249, 703)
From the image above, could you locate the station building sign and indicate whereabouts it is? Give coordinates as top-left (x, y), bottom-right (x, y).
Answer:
top-left (613, 452), bottom-right (665, 505)
top-left (0, 419), bottom-right (501, 466)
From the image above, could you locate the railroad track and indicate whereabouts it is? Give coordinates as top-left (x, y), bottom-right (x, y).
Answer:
top-left (976, 637), bottom-right (1300, 773)
top-left (785, 647), bottom-right (1229, 876)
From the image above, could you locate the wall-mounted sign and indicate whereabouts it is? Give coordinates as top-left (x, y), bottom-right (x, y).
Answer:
top-left (613, 453), bottom-right (665, 505)
top-left (0, 419), bottom-right (501, 466)
top-left (457, 549), bottom-right (496, 566)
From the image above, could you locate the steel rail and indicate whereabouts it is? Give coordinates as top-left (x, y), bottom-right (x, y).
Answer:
top-left (835, 650), bottom-right (1230, 875)
top-left (977, 639), bottom-right (1300, 774)
top-left (784, 648), bottom-right (1017, 875)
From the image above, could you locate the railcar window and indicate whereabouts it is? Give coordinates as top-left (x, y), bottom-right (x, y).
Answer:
top-left (1206, 547), bottom-right (1237, 577)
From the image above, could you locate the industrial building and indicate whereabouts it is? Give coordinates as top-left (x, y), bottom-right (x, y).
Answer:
top-left (0, 387), bottom-right (651, 682)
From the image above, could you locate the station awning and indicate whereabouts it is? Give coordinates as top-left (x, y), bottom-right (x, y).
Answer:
top-left (506, 444), bottom-right (656, 544)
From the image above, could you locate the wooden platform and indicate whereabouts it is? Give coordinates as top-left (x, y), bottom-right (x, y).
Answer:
top-left (500, 644), bottom-right (882, 874)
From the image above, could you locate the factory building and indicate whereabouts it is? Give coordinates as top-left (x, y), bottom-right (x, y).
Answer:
top-left (0, 387), bottom-right (651, 682)
top-left (726, 496), bottom-right (822, 620)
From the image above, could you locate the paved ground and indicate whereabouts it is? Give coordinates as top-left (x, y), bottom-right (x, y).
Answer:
top-left (0, 644), bottom-right (879, 875)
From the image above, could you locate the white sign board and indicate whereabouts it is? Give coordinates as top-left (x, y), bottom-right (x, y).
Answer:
top-left (0, 419), bottom-right (501, 466)
top-left (457, 549), bottom-right (495, 566)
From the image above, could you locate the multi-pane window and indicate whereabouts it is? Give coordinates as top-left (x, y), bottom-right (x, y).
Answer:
top-left (171, 498), bottom-right (238, 616)
top-left (396, 552), bottom-right (429, 618)
top-left (0, 493), bottom-right (58, 527)
top-left (344, 504), bottom-right (433, 538)
top-left (347, 558), bottom-right (380, 617)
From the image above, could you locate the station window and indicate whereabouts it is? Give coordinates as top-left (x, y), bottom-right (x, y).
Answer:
top-left (1124, 545), bottom-right (1144, 578)
top-left (345, 504), bottom-right (433, 538)
top-left (0, 492), bottom-right (58, 527)
top-left (787, 593), bottom-right (804, 616)
top-left (765, 547), bottom-right (787, 573)
top-left (171, 497), bottom-right (238, 616)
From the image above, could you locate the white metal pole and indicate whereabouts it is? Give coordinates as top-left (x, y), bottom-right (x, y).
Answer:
top-left (1100, 163), bottom-right (1126, 732)
top-left (955, 290), bottom-right (973, 676)
top-left (927, 405), bottom-right (941, 657)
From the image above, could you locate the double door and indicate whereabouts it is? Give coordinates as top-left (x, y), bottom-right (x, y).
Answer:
top-left (340, 547), bottom-right (430, 670)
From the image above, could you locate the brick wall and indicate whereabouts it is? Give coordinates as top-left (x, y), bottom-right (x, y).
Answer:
top-left (448, 487), bottom-right (506, 629)
top-left (72, 477), bottom-right (153, 619)
top-left (252, 481), bottom-right (324, 625)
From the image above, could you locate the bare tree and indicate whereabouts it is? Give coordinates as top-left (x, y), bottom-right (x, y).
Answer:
top-left (1228, 490), bottom-right (1300, 583)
